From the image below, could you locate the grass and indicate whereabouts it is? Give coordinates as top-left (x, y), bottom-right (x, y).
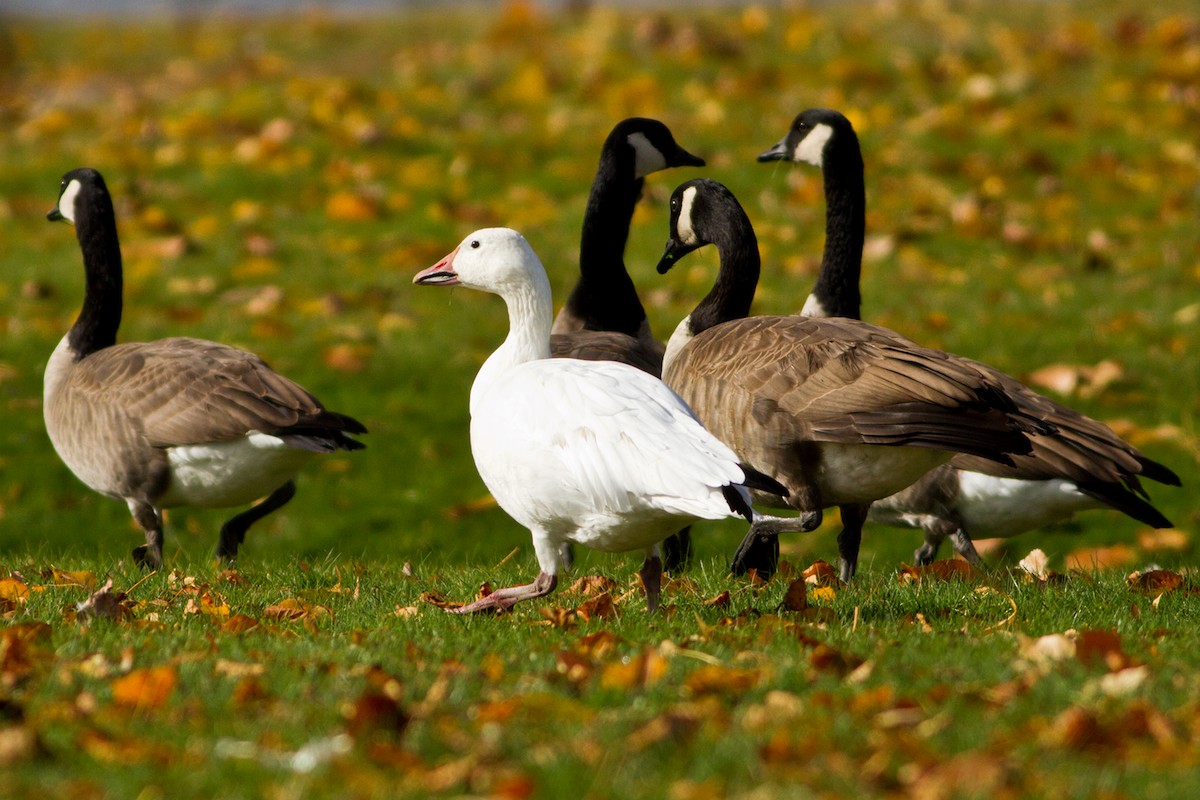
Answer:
top-left (0, 0), bottom-right (1198, 796)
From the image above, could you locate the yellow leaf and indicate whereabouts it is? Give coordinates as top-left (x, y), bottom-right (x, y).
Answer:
top-left (0, 579), bottom-right (29, 602)
top-left (325, 191), bottom-right (380, 222)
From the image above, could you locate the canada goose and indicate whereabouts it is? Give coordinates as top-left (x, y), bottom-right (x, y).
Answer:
top-left (44, 168), bottom-right (366, 569)
top-left (551, 117), bottom-right (705, 571)
top-left (414, 228), bottom-right (790, 613)
top-left (656, 178), bottom-right (1053, 581)
top-left (758, 108), bottom-right (1181, 563)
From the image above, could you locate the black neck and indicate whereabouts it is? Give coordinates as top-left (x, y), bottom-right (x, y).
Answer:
top-left (67, 196), bottom-right (123, 358)
top-left (563, 149), bottom-right (648, 337)
top-left (810, 146), bottom-right (865, 320)
top-left (689, 206), bottom-right (760, 336)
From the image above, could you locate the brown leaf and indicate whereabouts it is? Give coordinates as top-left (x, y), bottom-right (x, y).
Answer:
top-left (111, 665), bottom-right (178, 711)
top-left (1074, 629), bottom-right (1127, 670)
top-left (566, 575), bottom-right (619, 597)
top-left (703, 591), bottom-right (731, 608)
top-left (1127, 569), bottom-right (1184, 595)
top-left (538, 606), bottom-right (575, 629)
top-left (263, 598), bottom-right (332, 623)
top-left (778, 579), bottom-right (808, 612)
top-left (343, 690), bottom-right (410, 741)
top-left (222, 614), bottom-right (261, 634)
top-left (898, 559), bottom-right (982, 583)
top-left (802, 560), bottom-right (841, 586)
top-left (75, 578), bottom-right (133, 622)
top-left (683, 665), bottom-right (761, 697)
top-left (419, 592), bottom-right (462, 610)
top-left (576, 592), bottom-right (617, 622)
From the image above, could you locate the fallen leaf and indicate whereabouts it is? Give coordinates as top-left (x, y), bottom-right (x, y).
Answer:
top-left (222, 614), bottom-right (261, 634)
top-left (1126, 569), bottom-right (1184, 595)
top-left (0, 579), bottom-right (29, 603)
top-left (1018, 548), bottom-right (1050, 580)
top-left (576, 592), bottom-right (616, 622)
top-left (779, 579), bottom-right (808, 612)
top-left (75, 578), bottom-right (133, 622)
top-left (111, 665), bottom-right (178, 711)
top-left (898, 560), bottom-right (982, 583)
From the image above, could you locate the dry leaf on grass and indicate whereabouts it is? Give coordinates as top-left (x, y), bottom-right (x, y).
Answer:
top-left (75, 578), bottom-right (134, 622)
top-left (898, 559), bottom-right (982, 584)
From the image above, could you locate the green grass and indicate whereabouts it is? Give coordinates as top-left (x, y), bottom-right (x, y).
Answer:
top-left (0, 0), bottom-right (1198, 796)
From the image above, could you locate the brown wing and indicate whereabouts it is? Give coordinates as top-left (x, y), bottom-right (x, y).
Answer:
top-left (950, 363), bottom-right (1178, 489)
top-left (551, 330), bottom-right (664, 377)
top-left (665, 315), bottom-right (1034, 461)
top-left (65, 337), bottom-right (363, 448)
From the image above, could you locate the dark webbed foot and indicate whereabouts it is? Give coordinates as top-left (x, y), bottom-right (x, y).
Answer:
top-left (730, 531), bottom-right (780, 578)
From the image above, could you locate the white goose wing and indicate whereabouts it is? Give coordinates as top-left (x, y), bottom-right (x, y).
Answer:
top-left (470, 358), bottom-right (744, 527)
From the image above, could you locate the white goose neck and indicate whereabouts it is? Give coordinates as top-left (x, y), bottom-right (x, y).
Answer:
top-left (470, 269), bottom-right (554, 417)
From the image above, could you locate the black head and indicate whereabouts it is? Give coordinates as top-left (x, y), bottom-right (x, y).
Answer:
top-left (47, 167), bottom-right (110, 224)
top-left (656, 178), bottom-right (743, 274)
top-left (756, 108), bottom-right (856, 168)
top-left (606, 117), bottom-right (706, 180)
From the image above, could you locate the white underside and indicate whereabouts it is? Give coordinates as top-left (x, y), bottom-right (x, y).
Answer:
top-left (158, 433), bottom-right (316, 508)
top-left (816, 444), bottom-right (951, 506)
top-left (950, 472), bottom-right (1099, 537)
top-left (869, 471), bottom-right (1101, 538)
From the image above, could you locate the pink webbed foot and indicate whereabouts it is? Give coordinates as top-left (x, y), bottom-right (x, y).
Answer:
top-left (446, 571), bottom-right (558, 615)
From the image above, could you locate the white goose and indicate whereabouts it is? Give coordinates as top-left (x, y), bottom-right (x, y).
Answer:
top-left (413, 228), bottom-right (791, 614)
top-left (44, 168), bottom-right (366, 569)
top-left (758, 108), bottom-right (1180, 564)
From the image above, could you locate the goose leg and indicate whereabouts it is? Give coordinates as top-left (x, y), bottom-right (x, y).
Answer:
top-left (661, 527), bottom-right (693, 573)
top-left (948, 528), bottom-right (984, 566)
top-left (446, 571), bottom-right (558, 615)
top-left (730, 510), bottom-right (823, 578)
top-left (558, 542), bottom-right (575, 571)
top-left (217, 480), bottom-right (297, 563)
top-left (639, 549), bottom-right (664, 614)
top-left (128, 501), bottom-right (165, 570)
top-left (837, 503), bottom-right (871, 582)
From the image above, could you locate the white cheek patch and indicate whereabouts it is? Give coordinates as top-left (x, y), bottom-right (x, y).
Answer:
top-left (799, 293), bottom-right (829, 318)
top-left (676, 185), bottom-right (698, 245)
top-left (793, 123), bottom-right (834, 167)
top-left (57, 179), bottom-right (82, 223)
top-left (627, 131), bottom-right (667, 179)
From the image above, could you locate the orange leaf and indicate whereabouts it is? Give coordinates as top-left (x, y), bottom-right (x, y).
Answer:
top-left (703, 591), bottom-right (731, 608)
top-left (0, 578), bottom-right (29, 602)
top-left (325, 191), bottom-right (380, 222)
top-left (684, 665), bottom-right (761, 697)
top-left (802, 560), bottom-right (841, 586)
top-left (222, 614), bottom-right (261, 634)
top-left (111, 666), bottom-right (178, 710)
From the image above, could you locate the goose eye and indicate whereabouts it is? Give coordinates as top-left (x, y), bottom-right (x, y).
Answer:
top-left (469, 240), bottom-right (480, 249)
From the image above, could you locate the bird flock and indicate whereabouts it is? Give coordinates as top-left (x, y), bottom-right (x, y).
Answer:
top-left (43, 111), bottom-right (1179, 613)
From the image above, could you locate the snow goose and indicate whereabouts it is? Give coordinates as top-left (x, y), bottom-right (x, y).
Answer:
top-left (413, 227), bottom-right (792, 613)
top-left (44, 168), bottom-right (366, 569)
top-left (656, 178), bottom-right (1053, 581)
top-left (550, 117), bottom-right (705, 570)
top-left (758, 108), bottom-right (1180, 563)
